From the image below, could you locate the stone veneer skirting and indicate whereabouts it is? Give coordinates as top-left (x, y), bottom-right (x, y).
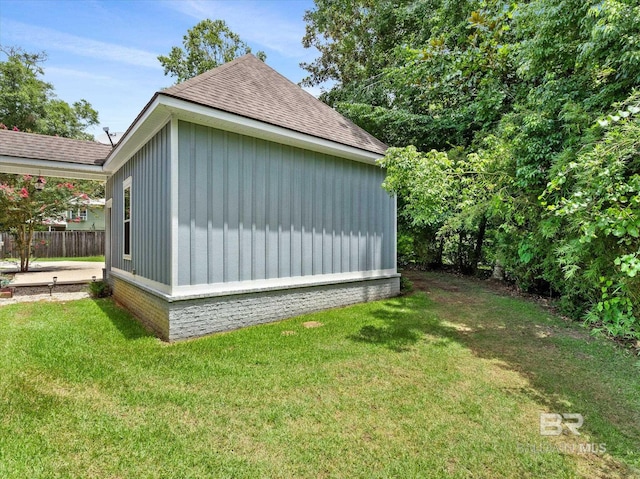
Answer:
top-left (111, 275), bottom-right (400, 341)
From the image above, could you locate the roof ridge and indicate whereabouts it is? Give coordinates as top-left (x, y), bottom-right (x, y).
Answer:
top-left (0, 128), bottom-right (111, 146)
top-left (161, 54), bottom-right (254, 95)
top-left (155, 54), bottom-right (387, 155)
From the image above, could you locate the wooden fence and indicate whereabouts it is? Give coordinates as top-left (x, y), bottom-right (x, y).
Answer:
top-left (0, 231), bottom-right (105, 258)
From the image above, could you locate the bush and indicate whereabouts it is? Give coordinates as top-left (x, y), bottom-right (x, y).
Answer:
top-left (0, 274), bottom-right (12, 288)
top-left (88, 280), bottom-right (111, 298)
top-left (400, 275), bottom-right (414, 294)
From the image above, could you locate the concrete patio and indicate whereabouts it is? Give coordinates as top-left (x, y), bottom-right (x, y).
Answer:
top-left (0, 261), bottom-right (105, 286)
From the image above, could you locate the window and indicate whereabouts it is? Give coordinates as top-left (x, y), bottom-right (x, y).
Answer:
top-left (123, 177), bottom-right (132, 260)
top-left (67, 209), bottom-right (88, 221)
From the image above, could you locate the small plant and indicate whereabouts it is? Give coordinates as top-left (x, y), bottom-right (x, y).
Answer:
top-left (0, 273), bottom-right (12, 288)
top-left (400, 275), bottom-right (414, 294)
top-left (88, 280), bottom-right (111, 298)
top-left (585, 278), bottom-right (639, 340)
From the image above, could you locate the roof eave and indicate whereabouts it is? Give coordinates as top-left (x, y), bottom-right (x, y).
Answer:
top-left (0, 155), bottom-right (108, 180)
top-left (104, 92), bottom-right (387, 175)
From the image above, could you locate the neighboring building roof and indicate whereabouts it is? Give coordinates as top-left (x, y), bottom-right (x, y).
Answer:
top-left (70, 197), bottom-right (106, 207)
top-left (0, 129), bottom-right (111, 166)
top-left (160, 54), bottom-right (388, 155)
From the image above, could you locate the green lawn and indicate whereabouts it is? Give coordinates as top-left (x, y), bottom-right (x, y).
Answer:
top-left (33, 256), bottom-right (105, 262)
top-left (0, 271), bottom-right (638, 478)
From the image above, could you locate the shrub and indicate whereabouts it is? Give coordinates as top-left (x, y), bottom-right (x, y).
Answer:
top-left (400, 275), bottom-right (414, 294)
top-left (88, 280), bottom-right (111, 298)
top-left (0, 274), bottom-right (12, 288)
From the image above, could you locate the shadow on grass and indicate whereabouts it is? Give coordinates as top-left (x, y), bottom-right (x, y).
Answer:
top-left (92, 297), bottom-right (152, 341)
top-left (399, 270), bottom-right (640, 475)
top-left (348, 294), bottom-right (459, 352)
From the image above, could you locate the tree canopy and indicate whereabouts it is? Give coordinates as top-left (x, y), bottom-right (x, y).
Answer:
top-left (0, 46), bottom-right (99, 140)
top-left (158, 19), bottom-right (266, 83)
top-left (302, 0), bottom-right (640, 341)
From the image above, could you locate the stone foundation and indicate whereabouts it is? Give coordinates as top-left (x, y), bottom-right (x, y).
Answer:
top-left (111, 275), bottom-right (400, 341)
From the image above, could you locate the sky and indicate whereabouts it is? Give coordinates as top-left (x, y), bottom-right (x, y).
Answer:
top-left (0, 0), bottom-right (322, 141)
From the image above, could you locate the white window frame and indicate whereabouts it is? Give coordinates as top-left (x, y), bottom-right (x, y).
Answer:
top-left (123, 176), bottom-right (132, 260)
top-left (68, 209), bottom-right (88, 221)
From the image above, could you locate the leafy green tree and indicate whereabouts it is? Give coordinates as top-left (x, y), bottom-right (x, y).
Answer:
top-left (380, 144), bottom-right (510, 273)
top-left (0, 46), bottom-right (99, 139)
top-left (158, 19), bottom-right (266, 83)
top-left (303, 0), bottom-right (640, 338)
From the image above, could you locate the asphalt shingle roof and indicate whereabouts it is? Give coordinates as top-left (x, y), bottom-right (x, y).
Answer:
top-left (160, 54), bottom-right (388, 155)
top-left (0, 129), bottom-right (111, 165)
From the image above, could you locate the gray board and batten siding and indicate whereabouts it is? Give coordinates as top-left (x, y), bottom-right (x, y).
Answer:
top-left (176, 120), bottom-right (395, 287)
top-left (107, 120), bottom-right (395, 290)
top-left (106, 123), bottom-right (171, 286)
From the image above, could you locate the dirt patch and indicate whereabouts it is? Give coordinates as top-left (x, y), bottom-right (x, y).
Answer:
top-left (302, 321), bottom-right (324, 329)
top-left (13, 284), bottom-right (87, 296)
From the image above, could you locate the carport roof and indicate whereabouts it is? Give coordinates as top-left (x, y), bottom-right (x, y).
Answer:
top-left (0, 129), bottom-right (112, 166)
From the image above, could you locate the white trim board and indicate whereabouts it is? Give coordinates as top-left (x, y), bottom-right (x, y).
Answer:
top-left (110, 268), bottom-right (172, 295)
top-left (103, 95), bottom-right (385, 176)
top-left (169, 117), bottom-right (180, 290)
top-left (161, 96), bottom-right (384, 165)
top-left (112, 268), bottom-right (399, 302)
top-left (0, 156), bottom-right (107, 180)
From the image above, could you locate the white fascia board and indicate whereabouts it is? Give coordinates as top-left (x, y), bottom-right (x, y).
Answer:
top-left (102, 96), bottom-right (171, 174)
top-left (101, 92), bottom-right (385, 176)
top-left (159, 95), bottom-right (385, 165)
top-left (0, 156), bottom-right (107, 180)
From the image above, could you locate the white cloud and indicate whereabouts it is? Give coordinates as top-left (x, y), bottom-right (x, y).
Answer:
top-left (45, 67), bottom-right (118, 83)
top-left (164, 0), bottom-right (308, 58)
top-left (1, 20), bottom-right (161, 69)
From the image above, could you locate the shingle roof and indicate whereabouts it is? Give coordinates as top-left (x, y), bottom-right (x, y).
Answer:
top-left (0, 129), bottom-right (111, 165)
top-left (160, 54), bottom-right (388, 155)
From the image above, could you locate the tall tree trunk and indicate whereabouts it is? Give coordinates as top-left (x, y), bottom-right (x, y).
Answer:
top-left (472, 215), bottom-right (488, 275)
top-left (17, 223), bottom-right (33, 272)
top-left (25, 225), bottom-right (33, 272)
top-left (436, 237), bottom-right (444, 268)
top-left (18, 225), bottom-right (27, 272)
top-left (457, 231), bottom-right (464, 272)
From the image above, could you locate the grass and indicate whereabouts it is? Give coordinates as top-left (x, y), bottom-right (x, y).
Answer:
top-left (0, 271), bottom-right (638, 478)
top-left (32, 256), bottom-right (105, 262)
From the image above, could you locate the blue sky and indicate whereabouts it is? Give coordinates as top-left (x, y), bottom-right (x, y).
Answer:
top-left (0, 0), bottom-right (321, 140)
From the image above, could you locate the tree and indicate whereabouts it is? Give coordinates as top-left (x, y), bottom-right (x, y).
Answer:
top-left (540, 92), bottom-right (640, 339)
top-left (380, 143), bottom-right (510, 274)
top-left (0, 174), bottom-right (88, 271)
top-left (0, 46), bottom-right (99, 140)
top-left (303, 0), bottom-right (640, 340)
top-left (158, 19), bottom-right (266, 83)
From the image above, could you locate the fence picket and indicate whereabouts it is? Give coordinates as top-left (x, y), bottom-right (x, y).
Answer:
top-left (0, 231), bottom-right (105, 258)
